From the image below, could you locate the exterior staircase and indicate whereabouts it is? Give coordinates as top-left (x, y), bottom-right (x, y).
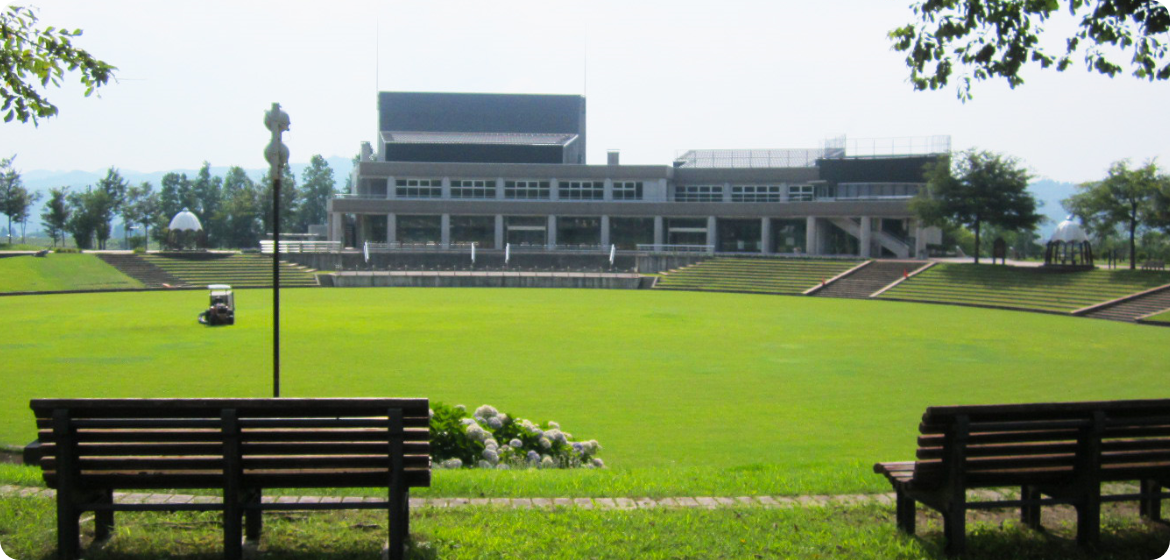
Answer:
top-left (1082, 285), bottom-right (1170, 322)
top-left (812, 260), bottom-right (927, 299)
top-left (826, 218), bottom-right (912, 259)
top-left (95, 253), bottom-right (181, 288)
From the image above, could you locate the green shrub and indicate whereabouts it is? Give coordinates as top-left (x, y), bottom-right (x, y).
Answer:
top-left (53, 248), bottom-right (81, 254)
top-left (430, 402), bottom-right (602, 470)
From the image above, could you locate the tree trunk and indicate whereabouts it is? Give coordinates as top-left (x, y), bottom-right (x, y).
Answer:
top-left (1129, 217), bottom-right (1137, 270)
top-left (973, 221), bottom-right (981, 265)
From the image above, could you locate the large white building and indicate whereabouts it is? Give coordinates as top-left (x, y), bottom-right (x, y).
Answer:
top-left (328, 92), bottom-right (945, 257)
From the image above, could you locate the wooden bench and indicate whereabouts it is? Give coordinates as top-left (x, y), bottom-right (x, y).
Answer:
top-left (26, 398), bottom-right (430, 560)
top-left (1141, 260), bottom-right (1166, 271)
top-left (874, 399), bottom-right (1170, 555)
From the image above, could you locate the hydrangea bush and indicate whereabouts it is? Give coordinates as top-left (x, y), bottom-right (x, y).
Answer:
top-left (429, 402), bottom-right (603, 470)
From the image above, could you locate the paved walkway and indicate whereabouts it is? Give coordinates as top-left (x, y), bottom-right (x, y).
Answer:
top-left (2, 484), bottom-right (1025, 510)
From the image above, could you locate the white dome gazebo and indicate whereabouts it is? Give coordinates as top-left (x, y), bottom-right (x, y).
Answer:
top-left (167, 208), bottom-right (204, 250)
top-left (1044, 216), bottom-right (1094, 268)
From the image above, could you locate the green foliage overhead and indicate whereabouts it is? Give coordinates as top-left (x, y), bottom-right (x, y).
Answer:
top-left (0, 5), bottom-right (115, 124)
top-left (911, 150), bottom-right (1041, 263)
top-left (890, 0), bottom-right (1170, 100)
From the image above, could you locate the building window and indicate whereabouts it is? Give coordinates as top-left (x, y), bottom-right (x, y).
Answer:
top-left (731, 185), bottom-right (782, 202)
top-left (612, 181), bottom-right (643, 200)
top-left (788, 185), bottom-right (814, 202)
top-left (675, 185), bottom-right (723, 202)
top-left (396, 178), bottom-right (442, 198)
top-left (451, 179), bottom-right (495, 199)
top-left (559, 181), bottom-right (604, 200)
top-left (504, 180), bottom-right (550, 200)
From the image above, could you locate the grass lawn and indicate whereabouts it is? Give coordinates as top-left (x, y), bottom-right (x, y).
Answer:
top-left (1143, 310), bottom-right (1170, 324)
top-left (0, 253), bottom-right (141, 292)
top-left (2, 288), bottom-right (1168, 498)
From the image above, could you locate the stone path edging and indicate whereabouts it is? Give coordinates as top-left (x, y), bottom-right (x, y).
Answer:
top-left (1, 484), bottom-right (1024, 511)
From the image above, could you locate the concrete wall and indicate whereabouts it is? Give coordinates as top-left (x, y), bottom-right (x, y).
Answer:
top-left (281, 251), bottom-right (638, 272)
top-left (329, 272), bottom-right (642, 289)
top-left (635, 254), bottom-right (709, 274)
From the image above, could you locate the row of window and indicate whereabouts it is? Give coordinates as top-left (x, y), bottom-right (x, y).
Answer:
top-left (393, 179), bottom-right (647, 200)
top-left (675, 184), bottom-right (815, 202)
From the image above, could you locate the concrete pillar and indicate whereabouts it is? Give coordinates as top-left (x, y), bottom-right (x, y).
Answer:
top-left (495, 178), bottom-right (505, 200)
top-left (654, 216), bottom-right (664, 249)
top-left (494, 215), bottom-right (504, 249)
top-left (387, 213), bottom-right (397, 244)
top-left (603, 179), bottom-right (613, 201)
top-left (761, 218), bottom-right (772, 254)
top-left (600, 215), bottom-right (611, 247)
top-left (549, 179), bottom-right (559, 201)
top-left (441, 178), bottom-right (451, 199)
top-left (860, 216), bottom-right (872, 258)
top-left (355, 215), bottom-right (366, 245)
top-left (915, 222), bottom-right (927, 259)
top-left (707, 216), bottom-right (717, 252)
top-left (386, 177), bottom-right (397, 199)
top-left (330, 213), bottom-right (343, 243)
top-left (723, 182), bottom-right (733, 203)
top-left (441, 213), bottom-right (451, 248)
top-left (806, 216), bottom-right (818, 255)
top-left (547, 215), bottom-right (557, 248)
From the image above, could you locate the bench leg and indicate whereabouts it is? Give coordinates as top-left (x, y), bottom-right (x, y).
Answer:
top-left (94, 489), bottom-right (115, 542)
top-left (224, 494), bottom-right (243, 560)
top-left (1075, 486), bottom-right (1101, 549)
top-left (942, 500), bottom-right (966, 556)
top-left (245, 489), bottom-right (263, 542)
top-left (1140, 480), bottom-right (1163, 522)
top-left (387, 488), bottom-right (407, 560)
top-left (895, 489), bottom-right (916, 535)
top-left (56, 494), bottom-right (81, 560)
top-left (1020, 485), bottom-right (1042, 530)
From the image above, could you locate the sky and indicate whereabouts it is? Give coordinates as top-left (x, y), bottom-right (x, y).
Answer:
top-left (4, 0), bottom-right (1169, 184)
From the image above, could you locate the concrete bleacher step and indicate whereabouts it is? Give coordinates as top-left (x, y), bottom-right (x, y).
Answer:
top-left (813, 261), bottom-right (926, 299)
top-left (1084, 286), bottom-right (1170, 322)
top-left (94, 253), bottom-right (182, 288)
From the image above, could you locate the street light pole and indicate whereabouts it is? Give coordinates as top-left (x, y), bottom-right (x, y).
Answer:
top-left (264, 103), bottom-right (290, 398)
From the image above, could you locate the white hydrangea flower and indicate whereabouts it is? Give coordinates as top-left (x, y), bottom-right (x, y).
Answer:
top-left (540, 455), bottom-right (556, 468)
top-left (526, 450), bottom-right (540, 463)
top-left (477, 460), bottom-right (493, 469)
top-left (544, 429), bottom-right (567, 445)
top-left (482, 449), bottom-right (498, 463)
top-left (487, 416), bottom-right (503, 429)
top-left (496, 463), bottom-right (510, 470)
top-left (460, 418), bottom-right (476, 426)
top-left (466, 424), bottom-right (487, 442)
top-left (441, 458), bottom-right (463, 469)
top-left (548, 421), bottom-right (560, 429)
top-left (473, 416), bottom-right (484, 425)
top-left (497, 413), bottom-right (509, 423)
top-left (455, 404), bottom-right (466, 412)
top-left (428, 408), bottom-right (434, 419)
top-left (485, 439), bottom-right (498, 450)
top-left (539, 437), bottom-right (551, 449)
top-left (475, 404), bottom-right (498, 419)
top-left (509, 439), bottom-right (523, 448)
top-left (592, 458), bottom-right (605, 468)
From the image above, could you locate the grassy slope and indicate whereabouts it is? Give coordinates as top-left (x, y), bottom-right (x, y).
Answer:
top-left (0, 253), bottom-right (142, 292)
top-left (1144, 310), bottom-right (1170, 323)
top-left (3, 289), bottom-right (1168, 497)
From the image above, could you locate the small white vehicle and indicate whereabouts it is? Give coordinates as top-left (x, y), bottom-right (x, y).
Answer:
top-left (198, 284), bottom-right (235, 326)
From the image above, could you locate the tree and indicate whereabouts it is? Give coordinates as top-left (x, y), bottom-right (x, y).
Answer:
top-left (123, 181), bottom-right (160, 251)
top-left (214, 166), bottom-right (261, 249)
top-left (191, 162), bottom-right (223, 247)
top-left (65, 187), bottom-right (111, 249)
top-left (911, 150), bottom-right (1042, 264)
top-left (259, 164), bottom-right (297, 237)
top-left (96, 167), bottom-right (128, 249)
top-left (296, 155), bottom-right (336, 232)
top-left (15, 188), bottom-right (41, 242)
top-left (890, 0), bottom-right (1170, 100)
top-left (40, 187), bottom-right (70, 247)
top-left (1, 5), bottom-right (115, 124)
top-left (0, 155), bottom-right (35, 245)
top-left (1063, 159), bottom-right (1169, 269)
top-left (156, 172), bottom-right (192, 245)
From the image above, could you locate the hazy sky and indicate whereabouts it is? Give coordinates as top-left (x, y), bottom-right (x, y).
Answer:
top-left (5, 0), bottom-right (1169, 183)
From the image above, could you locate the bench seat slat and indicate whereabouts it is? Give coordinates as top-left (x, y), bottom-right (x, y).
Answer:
top-left (48, 469), bottom-right (432, 490)
top-left (44, 454), bottom-right (433, 472)
top-left (37, 417), bottom-right (431, 431)
top-left (39, 441), bottom-right (432, 457)
top-left (39, 428), bottom-right (431, 444)
top-left (31, 398), bottom-right (430, 418)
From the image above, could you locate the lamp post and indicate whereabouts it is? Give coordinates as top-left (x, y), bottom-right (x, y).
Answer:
top-left (264, 103), bottom-right (290, 398)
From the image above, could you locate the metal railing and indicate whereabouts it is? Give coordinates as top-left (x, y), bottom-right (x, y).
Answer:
top-left (260, 240), bottom-right (342, 254)
top-left (637, 244), bottom-right (715, 254)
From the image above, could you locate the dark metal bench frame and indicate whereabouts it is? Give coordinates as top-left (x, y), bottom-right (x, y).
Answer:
top-left (874, 399), bottom-right (1170, 555)
top-left (27, 398), bottom-right (431, 560)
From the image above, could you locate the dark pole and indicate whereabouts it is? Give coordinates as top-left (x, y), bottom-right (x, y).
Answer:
top-left (273, 171), bottom-right (281, 398)
top-left (264, 103), bottom-right (290, 398)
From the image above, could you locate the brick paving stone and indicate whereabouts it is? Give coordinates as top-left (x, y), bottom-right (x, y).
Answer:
top-left (553, 498), bottom-right (573, 508)
top-left (341, 497), bottom-right (364, 503)
top-left (490, 498), bottom-right (511, 507)
top-left (772, 497), bottom-right (797, 507)
top-left (165, 494), bottom-right (193, 504)
top-left (874, 493), bottom-right (895, 506)
top-left (277, 496), bottom-right (299, 504)
top-left (675, 497), bottom-right (700, 507)
top-left (635, 498), bottom-right (657, 509)
top-left (695, 497), bottom-right (718, 509)
top-left (120, 493), bottom-right (152, 504)
top-left (17, 487), bottom-right (40, 497)
top-left (319, 497), bottom-right (344, 504)
top-left (449, 498), bottom-right (470, 507)
top-left (530, 498), bottom-right (552, 508)
top-left (594, 498), bottom-right (616, 509)
top-left (657, 497), bottom-right (678, 507)
top-left (468, 498), bottom-right (490, 507)
top-left (362, 497), bottom-right (382, 503)
top-left (298, 496), bottom-right (321, 504)
top-left (715, 497), bottom-right (737, 506)
top-left (614, 497), bottom-right (636, 510)
top-left (261, 496), bottom-right (278, 504)
top-left (409, 497), bottom-right (425, 508)
top-left (511, 498), bottom-right (533, 508)
top-left (573, 498), bottom-right (594, 509)
top-left (735, 497), bottom-right (756, 506)
top-left (756, 496), bottom-right (779, 506)
top-left (429, 498), bottom-right (449, 508)
top-left (191, 496), bottom-right (220, 504)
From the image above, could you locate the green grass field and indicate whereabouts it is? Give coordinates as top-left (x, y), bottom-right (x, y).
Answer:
top-left (0, 253), bottom-right (142, 292)
top-left (2, 288), bottom-right (1168, 498)
top-left (1144, 310), bottom-right (1170, 324)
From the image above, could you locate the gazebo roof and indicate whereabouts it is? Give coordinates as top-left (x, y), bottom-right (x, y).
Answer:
top-left (168, 209), bottom-right (203, 231)
top-left (1051, 216), bottom-right (1088, 243)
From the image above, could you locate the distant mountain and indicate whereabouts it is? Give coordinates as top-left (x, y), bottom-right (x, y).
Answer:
top-left (1028, 178), bottom-right (1080, 238)
top-left (13, 156), bottom-right (354, 236)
